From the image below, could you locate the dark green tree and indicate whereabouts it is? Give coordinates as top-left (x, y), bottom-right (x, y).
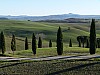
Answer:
top-left (79, 40), bottom-right (81, 47)
top-left (11, 34), bottom-right (16, 55)
top-left (97, 38), bottom-right (100, 48)
top-left (57, 26), bottom-right (63, 55)
top-left (25, 37), bottom-right (28, 50)
top-left (86, 39), bottom-right (90, 48)
top-left (38, 37), bottom-right (42, 48)
top-left (0, 32), bottom-right (5, 55)
top-left (77, 36), bottom-right (81, 47)
top-left (90, 19), bottom-right (96, 54)
top-left (32, 33), bottom-right (36, 55)
top-left (49, 40), bottom-right (52, 47)
top-left (0, 34), bottom-right (1, 50)
top-left (69, 39), bottom-right (72, 47)
top-left (81, 36), bottom-right (87, 48)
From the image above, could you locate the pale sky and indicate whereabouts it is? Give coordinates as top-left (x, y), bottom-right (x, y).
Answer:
top-left (0, 0), bottom-right (100, 16)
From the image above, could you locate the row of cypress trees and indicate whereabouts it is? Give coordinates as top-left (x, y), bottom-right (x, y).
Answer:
top-left (25, 34), bottom-right (52, 55)
top-left (0, 19), bottom-right (97, 55)
top-left (57, 19), bottom-right (97, 55)
top-left (0, 31), bottom-right (53, 55)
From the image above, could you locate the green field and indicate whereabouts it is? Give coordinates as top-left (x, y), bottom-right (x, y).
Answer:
top-left (6, 47), bottom-right (100, 58)
top-left (0, 20), bottom-right (99, 52)
top-left (0, 19), bottom-right (99, 56)
top-left (0, 20), bottom-right (100, 75)
top-left (0, 20), bottom-right (100, 43)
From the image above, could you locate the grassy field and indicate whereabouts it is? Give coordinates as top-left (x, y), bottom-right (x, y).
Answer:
top-left (0, 20), bottom-right (100, 75)
top-left (0, 20), bottom-right (100, 43)
top-left (0, 60), bottom-right (100, 75)
top-left (0, 19), bottom-right (99, 57)
top-left (6, 47), bottom-right (100, 58)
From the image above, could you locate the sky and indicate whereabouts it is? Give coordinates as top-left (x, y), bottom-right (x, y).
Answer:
top-left (0, 0), bottom-right (100, 16)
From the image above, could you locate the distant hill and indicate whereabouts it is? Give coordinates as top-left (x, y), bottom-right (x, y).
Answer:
top-left (0, 17), bottom-right (8, 20)
top-left (0, 13), bottom-right (100, 21)
top-left (38, 18), bottom-right (90, 23)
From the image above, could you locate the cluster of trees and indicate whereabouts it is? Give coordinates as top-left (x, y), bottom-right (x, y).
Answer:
top-left (77, 36), bottom-right (89, 48)
top-left (0, 19), bottom-right (99, 55)
top-left (57, 19), bottom-right (99, 55)
top-left (25, 34), bottom-right (53, 55)
top-left (77, 36), bottom-right (100, 48)
top-left (23, 19), bottom-right (99, 55)
top-left (77, 19), bottom-right (99, 54)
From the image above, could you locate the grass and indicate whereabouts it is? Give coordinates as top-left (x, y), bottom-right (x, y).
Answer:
top-left (0, 20), bottom-right (100, 75)
top-left (0, 19), bottom-right (99, 53)
top-left (0, 20), bottom-right (99, 43)
top-left (0, 20), bottom-right (99, 52)
top-left (0, 19), bottom-right (99, 57)
top-left (0, 60), bottom-right (100, 75)
top-left (5, 47), bottom-right (100, 58)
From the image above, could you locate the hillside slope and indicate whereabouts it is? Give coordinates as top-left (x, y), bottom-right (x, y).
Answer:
top-left (0, 20), bottom-right (99, 44)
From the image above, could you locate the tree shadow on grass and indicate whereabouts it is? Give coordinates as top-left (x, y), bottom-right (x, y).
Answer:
top-left (0, 61), bottom-right (32, 68)
top-left (46, 62), bottom-right (100, 75)
top-left (0, 54), bottom-right (10, 57)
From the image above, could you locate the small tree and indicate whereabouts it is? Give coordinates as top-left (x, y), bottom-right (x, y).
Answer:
top-left (97, 38), bottom-right (100, 48)
top-left (32, 33), bottom-right (36, 55)
top-left (57, 26), bottom-right (63, 55)
top-left (86, 39), bottom-right (90, 48)
top-left (0, 32), bottom-right (5, 55)
top-left (78, 40), bottom-right (81, 47)
top-left (11, 34), bottom-right (16, 55)
top-left (90, 19), bottom-right (96, 54)
top-left (77, 36), bottom-right (81, 47)
top-left (25, 37), bottom-right (28, 50)
top-left (49, 40), bottom-right (52, 47)
top-left (69, 39), bottom-right (72, 47)
top-left (38, 37), bottom-right (42, 48)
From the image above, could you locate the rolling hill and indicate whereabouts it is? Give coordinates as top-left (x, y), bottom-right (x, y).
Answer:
top-left (0, 20), bottom-right (99, 44)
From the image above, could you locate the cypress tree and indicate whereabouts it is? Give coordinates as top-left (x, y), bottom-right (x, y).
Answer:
top-left (25, 37), bottom-right (28, 50)
top-left (49, 40), bottom-right (52, 47)
top-left (90, 19), bottom-right (96, 54)
top-left (0, 32), bottom-right (5, 55)
top-left (69, 39), bottom-right (72, 47)
top-left (11, 34), bottom-right (16, 55)
top-left (57, 26), bottom-right (63, 55)
top-left (0, 33), bottom-right (2, 51)
top-left (32, 33), bottom-right (36, 55)
top-left (38, 37), bottom-right (42, 48)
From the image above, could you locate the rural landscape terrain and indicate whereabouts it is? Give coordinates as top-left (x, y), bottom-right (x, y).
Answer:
top-left (0, 0), bottom-right (100, 75)
top-left (0, 18), bottom-right (99, 75)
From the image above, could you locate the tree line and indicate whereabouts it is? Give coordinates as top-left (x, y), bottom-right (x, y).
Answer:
top-left (0, 19), bottom-right (99, 55)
